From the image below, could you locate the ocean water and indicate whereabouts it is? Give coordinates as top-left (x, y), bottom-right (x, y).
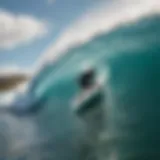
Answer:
top-left (0, 14), bottom-right (160, 160)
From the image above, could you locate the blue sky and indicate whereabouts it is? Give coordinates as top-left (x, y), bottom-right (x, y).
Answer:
top-left (0, 0), bottom-right (102, 69)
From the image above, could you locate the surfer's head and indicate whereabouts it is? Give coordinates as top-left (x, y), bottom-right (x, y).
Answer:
top-left (78, 68), bottom-right (96, 89)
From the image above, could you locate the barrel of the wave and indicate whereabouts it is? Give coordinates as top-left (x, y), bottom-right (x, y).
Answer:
top-left (101, 48), bottom-right (160, 160)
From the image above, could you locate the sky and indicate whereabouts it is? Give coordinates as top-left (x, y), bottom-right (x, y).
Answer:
top-left (0, 0), bottom-right (102, 74)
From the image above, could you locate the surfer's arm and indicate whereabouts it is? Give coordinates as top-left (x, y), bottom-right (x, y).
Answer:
top-left (72, 85), bottom-right (103, 115)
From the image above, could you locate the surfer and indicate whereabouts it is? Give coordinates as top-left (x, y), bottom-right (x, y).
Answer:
top-left (72, 67), bottom-right (104, 114)
top-left (78, 68), bottom-right (96, 90)
top-left (73, 67), bottom-right (105, 138)
top-left (72, 67), bottom-right (106, 160)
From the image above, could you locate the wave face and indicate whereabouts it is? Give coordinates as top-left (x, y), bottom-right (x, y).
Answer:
top-left (30, 14), bottom-right (160, 160)
top-left (1, 14), bottom-right (160, 160)
top-left (27, 14), bottom-right (160, 160)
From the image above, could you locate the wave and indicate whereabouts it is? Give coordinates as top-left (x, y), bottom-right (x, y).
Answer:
top-left (38, 0), bottom-right (160, 67)
top-left (30, 14), bottom-right (160, 97)
top-left (0, 13), bottom-right (160, 160)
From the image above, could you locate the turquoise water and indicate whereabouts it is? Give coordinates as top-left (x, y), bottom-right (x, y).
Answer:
top-left (1, 14), bottom-right (160, 160)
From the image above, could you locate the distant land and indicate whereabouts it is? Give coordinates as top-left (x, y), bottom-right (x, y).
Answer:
top-left (0, 74), bottom-right (29, 92)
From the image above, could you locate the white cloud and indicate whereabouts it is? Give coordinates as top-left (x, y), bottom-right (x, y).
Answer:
top-left (0, 10), bottom-right (48, 50)
top-left (0, 65), bottom-right (32, 77)
top-left (37, 0), bottom-right (160, 68)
